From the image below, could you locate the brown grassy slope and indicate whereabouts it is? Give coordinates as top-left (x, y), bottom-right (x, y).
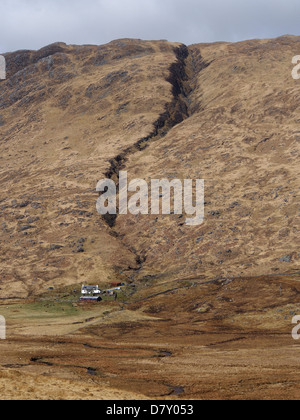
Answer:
top-left (1, 272), bottom-right (300, 400)
top-left (0, 36), bottom-right (299, 299)
top-left (0, 367), bottom-right (147, 400)
top-left (115, 36), bottom-right (300, 282)
top-left (0, 39), bottom-right (181, 298)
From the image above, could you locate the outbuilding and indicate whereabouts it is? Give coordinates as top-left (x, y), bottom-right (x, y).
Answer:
top-left (110, 282), bottom-right (125, 288)
top-left (80, 296), bottom-right (102, 303)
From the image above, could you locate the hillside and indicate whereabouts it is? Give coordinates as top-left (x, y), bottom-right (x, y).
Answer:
top-left (0, 36), bottom-right (299, 299)
top-left (114, 36), bottom-right (300, 283)
top-left (0, 39), bottom-right (182, 298)
top-left (0, 36), bottom-right (300, 400)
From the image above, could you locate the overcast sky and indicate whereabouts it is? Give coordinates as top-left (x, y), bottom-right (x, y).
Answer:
top-left (1, 0), bottom-right (300, 53)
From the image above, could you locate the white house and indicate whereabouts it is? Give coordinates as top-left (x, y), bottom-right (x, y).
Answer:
top-left (81, 285), bottom-right (101, 296)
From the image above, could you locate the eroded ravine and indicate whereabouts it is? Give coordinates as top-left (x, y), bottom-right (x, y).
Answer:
top-left (100, 44), bottom-right (198, 280)
top-left (102, 44), bottom-right (191, 228)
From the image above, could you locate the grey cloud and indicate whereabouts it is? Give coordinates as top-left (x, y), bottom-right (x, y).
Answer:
top-left (0, 0), bottom-right (300, 53)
